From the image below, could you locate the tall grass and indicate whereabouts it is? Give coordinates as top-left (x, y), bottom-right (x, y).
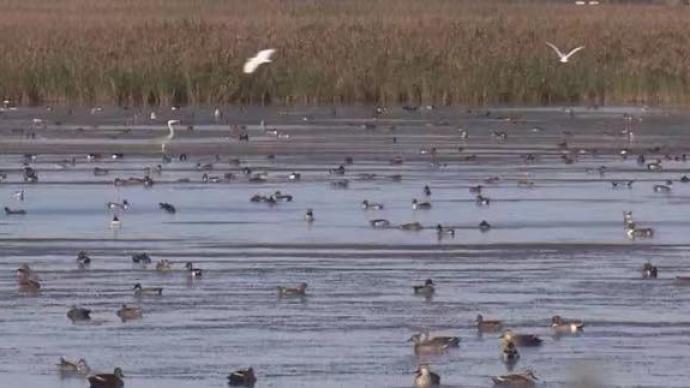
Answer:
top-left (0, 0), bottom-right (689, 106)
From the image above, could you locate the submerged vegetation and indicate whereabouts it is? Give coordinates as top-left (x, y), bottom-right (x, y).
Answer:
top-left (0, 0), bottom-right (689, 107)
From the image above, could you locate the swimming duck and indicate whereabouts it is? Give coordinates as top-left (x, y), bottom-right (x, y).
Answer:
top-left (412, 199), bottom-right (432, 210)
top-left (654, 184), bottom-right (671, 193)
top-left (185, 262), bottom-right (203, 278)
top-left (67, 306), bottom-right (91, 322)
top-left (77, 251), bottom-right (91, 266)
top-left (681, 175), bottom-right (690, 183)
top-left (370, 219), bottom-right (391, 228)
top-left (413, 279), bottom-right (435, 296)
top-left (329, 165), bottom-right (346, 175)
top-left (479, 220), bottom-right (492, 232)
top-left (131, 253), bottom-right (152, 264)
top-left (551, 315), bottom-right (584, 334)
top-left (469, 185), bottom-right (483, 194)
top-left (500, 330), bottom-right (543, 347)
top-left (413, 330), bottom-right (460, 347)
top-left (436, 224), bottom-right (455, 237)
top-left (476, 195), bottom-right (491, 206)
top-left (133, 283), bottom-right (163, 296)
top-left (106, 200), bottom-right (129, 210)
top-left (304, 209), bottom-right (315, 223)
top-left (423, 185), bottom-right (432, 196)
top-left (57, 357), bottom-right (90, 376)
top-left (273, 191), bottom-right (293, 202)
top-left (88, 367), bottom-right (125, 388)
top-left (159, 202), bottom-right (176, 214)
top-left (491, 370), bottom-right (538, 387)
top-left (156, 260), bottom-right (173, 272)
top-left (647, 161), bottom-right (662, 171)
top-left (330, 179), bottom-right (349, 189)
top-left (642, 262), bottom-right (658, 279)
top-left (4, 207), bottom-right (26, 215)
top-left (475, 314), bottom-right (503, 333)
top-left (626, 225), bottom-right (654, 239)
top-left (400, 222), bottom-right (423, 231)
top-left (13, 189), bottom-right (25, 201)
top-left (501, 340), bottom-right (520, 366)
top-left (18, 278), bottom-right (41, 292)
top-left (228, 367), bottom-right (256, 386)
top-left (288, 172), bottom-right (301, 181)
top-left (110, 216), bottom-right (121, 229)
top-left (278, 282), bottom-right (308, 297)
top-left (116, 305), bottom-right (142, 321)
top-left (361, 200), bottom-right (384, 210)
top-left (414, 364), bottom-right (441, 387)
top-left (484, 176), bottom-right (500, 184)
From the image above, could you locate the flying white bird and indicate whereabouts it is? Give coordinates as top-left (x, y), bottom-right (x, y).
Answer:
top-left (546, 42), bottom-right (585, 63)
top-left (243, 49), bottom-right (276, 74)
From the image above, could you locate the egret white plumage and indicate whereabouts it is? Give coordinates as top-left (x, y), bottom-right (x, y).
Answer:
top-left (160, 120), bottom-right (180, 153)
top-left (546, 42), bottom-right (584, 63)
top-left (243, 49), bottom-right (276, 74)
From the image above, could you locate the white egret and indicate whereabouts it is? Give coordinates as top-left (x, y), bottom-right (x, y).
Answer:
top-left (546, 42), bottom-right (585, 63)
top-left (160, 120), bottom-right (180, 153)
top-left (243, 49), bottom-right (276, 74)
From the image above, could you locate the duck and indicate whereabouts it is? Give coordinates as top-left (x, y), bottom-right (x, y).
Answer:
top-left (131, 253), bottom-right (152, 264)
top-left (330, 179), bottom-right (349, 189)
top-left (278, 282), bottom-right (308, 297)
top-left (369, 219), bottom-right (391, 228)
top-left (57, 357), bottom-right (90, 376)
top-left (156, 259), bottom-right (173, 272)
top-left (18, 278), bottom-right (41, 292)
top-left (409, 334), bottom-right (451, 354)
top-left (476, 194), bottom-right (491, 206)
top-left (185, 262), bottom-right (203, 278)
top-left (412, 330), bottom-right (460, 347)
top-left (12, 189), bottom-right (25, 201)
top-left (475, 314), bottom-right (503, 333)
top-left (551, 315), bottom-right (584, 334)
top-left (414, 364), bottom-right (441, 387)
top-left (361, 200), bottom-right (384, 210)
top-left (469, 185), bottom-right (483, 194)
top-left (642, 262), bottom-right (658, 279)
top-left (413, 279), bottom-right (434, 296)
top-left (4, 207), bottom-right (26, 215)
top-left (681, 175), bottom-right (690, 183)
top-left (423, 185), bottom-right (432, 196)
top-left (288, 172), bottom-right (301, 181)
top-left (110, 216), bottom-right (121, 229)
top-left (88, 367), bottom-right (125, 388)
top-left (67, 306), bottom-right (91, 322)
top-left (654, 184), bottom-right (671, 193)
top-left (116, 305), bottom-right (142, 321)
top-left (627, 225), bottom-right (654, 239)
top-left (304, 209), bottom-right (315, 223)
top-left (76, 251), bottom-right (91, 266)
top-left (328, 165), bottom-right (346, 175)
top-left (479, 220), bottom-right (492, 232)
top-left (491, 370), bottom-right (538, 387)
top-left (436, 224), bottom-right (455, 237)
top-left (501, 340), bottom-right (520, 365)
top-left (273, 191), bottom-right (293, 202)
top-left (133, 283), bottom-right (163, 296)
top-left (412, 199), bottom-right (432, 210)
top-left (500, 330), bottom-right (543, 347)
top-left (227, 367), bottom-right (256, 387)
top-left (400, 222), bottom-right (423, 231)
top-left (106, 200), bottom-right (129, 210)
top-left (159, 202), bottom-right (176, 214)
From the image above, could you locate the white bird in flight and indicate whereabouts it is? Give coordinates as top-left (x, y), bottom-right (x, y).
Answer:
top-left (546, 42), bottom-right (585, 63)
top-left (243, 49), bottom-right (276, 74)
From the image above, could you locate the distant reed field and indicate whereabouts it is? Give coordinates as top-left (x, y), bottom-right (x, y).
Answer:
top-left (0, 0), bottom-right (688, 106)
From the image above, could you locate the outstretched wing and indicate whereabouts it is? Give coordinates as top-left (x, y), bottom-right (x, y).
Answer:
top-left (545, 42), bottom-right (565, 58)
top-left (243, 49), bottom-right (276, 74)
top-left (255, 48), bottom-right (275, 62)
top-left (563, 46), bottom-right (585, 61)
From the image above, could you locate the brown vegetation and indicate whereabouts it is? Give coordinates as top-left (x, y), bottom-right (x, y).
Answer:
top-left (0, 0), bottom-right (689, 106)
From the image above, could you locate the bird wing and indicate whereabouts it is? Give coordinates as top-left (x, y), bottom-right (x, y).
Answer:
top-left (243, 49), bottom-right (275, 74)
top-left (563, 46), bottom-right (585, 60)
top-left (545, 42), bottom-right (565, 58)
top-left (243, 57), bottom-right (261, 74)
top-left (256, 48), bottom-right (275, 62)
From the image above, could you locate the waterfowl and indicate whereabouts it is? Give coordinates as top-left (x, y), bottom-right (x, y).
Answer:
top-left (344, 156), bottom-right (354, 165)
top-left (185, 262), bottom-right (202, 278)
top-left (485, 176), bottom-right (500, 184)
top-left (16, 264), bottom-right (39, 281)
top-left (330, 179), bottom-right (349, 189)
top-left (475, 314), bottom-right (503, 333)
top-left (423, 185), bottom-right (431, 196)
top-left (23, 166), bottom-right (38, 182)
top-left (361, 200), bottom-right (384, 210)
top-left (278, 282), bottom-right (308, 297)
top-left (414, 364), bottom-right (441, 387)
top-left (131, 253), bottom-right (152, 264)
top-left (414, 330), bottom-right (460, 347)
top-left (156, 259), bottom-right (172, 272)
top-left (111, 153), bottom-right (124, 160)
top-left (133, 283), bottom-right (163, 296)
top-left (500, 330), bottom-right (543, 347)
top-left (57, 357), bottom-right (90, 375)
top-left (273, 191), bottom-right (293, 202)
top-left (681, 175), bottom-right (690, 183)
top-left (493, 131), bottom-right (508, 141)
top-left (159, 202), bottom-right (176, 214)
top-left (370, 219), bottom-right (391, 228)
top-left (88, 367), bottom-right (125, 388)
top-left (329, 165), bottom-right (346, 175)
top-left (436, 224), bottom-right (455, 237)
top-left (106, 200), bottom-right (129, 210)
top-left (412, 199), bottom-right (432, 210)
top-left (110, 216), bottom-right (121, 229)
top-left (479, 220), bottom-right (492, 232)
top-left (93, 167), bottom-right (109, 176)
top-left (551, 315), bottom-right (584, 334)
top-left (400, 222), bottom-right (423, 231)
top-left (228, 367), bottom-right (256, 386)
top-left (642, 262), bottom-right (658, 279)
top-left (491, 370), bottom-right (538, 387)
top-left (647, 161), bottom-right (662, 171)
top-left (654, 184), bottom-right (671, 193)
top-left (288, 172), bottom-right (301, 181)
top-left (413, 279), bottom-right (435, 296)
top-left (517, 179), bottom-right (534, 188)
top-left (67, 306), bottom-right (91, 322)
top-left (18, 277), bottom-right (41, 292)
top-left (4, 207), bottom-right (26, 215)
top-left (13, 189), bottom-right (25, 201)
top-left (116, 305), bottom-right (142, 321)
top-left (469, 185), bottom-right (483, 194)
top-left (501, 340), bottom-right (520, 365)
top-left (627, 225), bottom-right (654, 239)
top-left (77, 251), bottom-right (91, 266)
top-left (304, 209), bottom-right (315, 223)
top-left (476, 195), bottom-right (491, 206)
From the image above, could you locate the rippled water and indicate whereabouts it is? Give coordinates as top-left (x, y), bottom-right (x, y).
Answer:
top-left (1, 106), bottom-right (690, 388)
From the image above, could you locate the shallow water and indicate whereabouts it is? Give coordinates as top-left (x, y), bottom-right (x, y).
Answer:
top-left (1, 106), bottom-right (689, 387)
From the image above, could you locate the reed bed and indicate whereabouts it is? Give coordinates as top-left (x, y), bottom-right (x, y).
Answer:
top-left (0, 0), bottom-right (689, 106)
